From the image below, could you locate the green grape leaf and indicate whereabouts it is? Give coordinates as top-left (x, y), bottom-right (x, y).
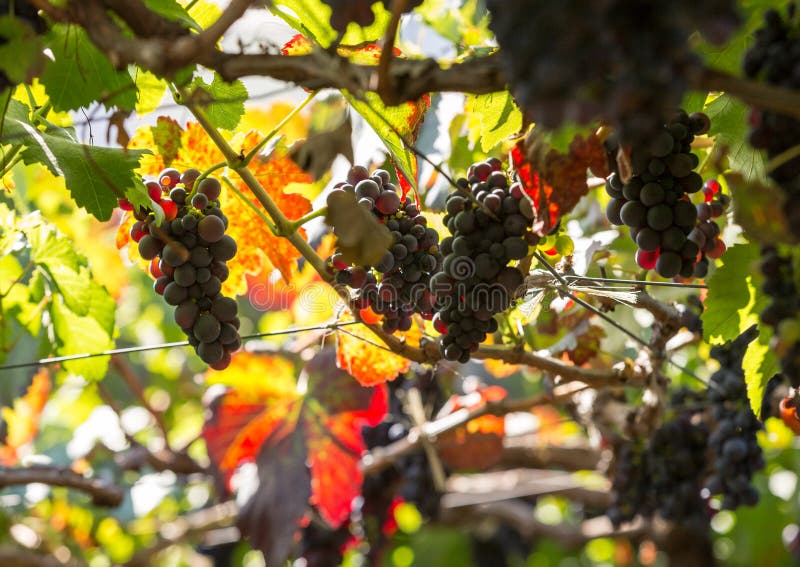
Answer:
top-left (743, 324), bottom-right (779, 417)
top-left (465, 91), bottom-right (522, 152)
top-left (3, 100), bottom-right (149, 221)
top-left (134, 69), bottom-right (169, 115)
top-left (270, 0), bottom-right (391, 48)
top-left (705, 94), bottom-right (766, 181)
top-left (25, 220), bottom-right (83, 273)
top-left (143, 0), bottom-right (198, 29)
top-left (186, 0), bottom-right (222, 30)
top-left (702, 242), bottom-right (768, 344)
top-left (40, 25), bottom-right (137, 112)
top-left (189, 73), bottom-right (248, 130)
top-left (49, 293), bottom-right (114, 381)
top-left (347, 92), bottom-right (423, 189)
top-left (0, 16), bottom-right (44, 84)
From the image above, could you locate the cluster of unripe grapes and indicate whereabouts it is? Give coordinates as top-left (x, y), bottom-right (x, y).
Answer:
top-left (120, 169), bottom-right (240, 370)
top-left (760, 247), bottom-right (800, 388)
top-left (433, 158), bottom-right (539, 362)
top-left (605, 110), bottom-right (726, 279)
top-left (328, 166), bottom-right (443, 333)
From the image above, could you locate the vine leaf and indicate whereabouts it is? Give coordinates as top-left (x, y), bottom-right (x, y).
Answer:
top-left (151, 117), bottom-right (183, 166)
top-left (202, 349), bottom-right (387, 562)
top-left (40, 25), bottom-right (137, 112)
top-left (282, 35), bottom-right (431, 193)
top-left (189, 73), bottom-right (248, 131)
top-left (0, 16), bottom-right (44, 85)
top-left (465, 91), bottom-right (522, 152)
top-left (325, 189), bottom-right (393, 266)
top-left (512, 132), bottom-right (607, 233)
top-left (3, 100), bottom-right (149, 220)
top-left (0, 369), bottom-right (51, 466)
top-left (271, 0), bottom-right (392, 49)
top-left (705, 94), bottom-right (766, 181)
top-left (743, 325), bottom-right (779, 417)
top-left (701, 242), bottom-right (767, 345)
top-left (335, 322), bottom-right (418, 386)
top-left (725, 172), bottom-right (797, 244)
top-left (239, 428), bottom-right (311, 567)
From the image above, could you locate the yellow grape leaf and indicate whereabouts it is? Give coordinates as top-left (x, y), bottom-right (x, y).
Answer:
top-left (205, 352), bottom-right (298, 401)
top-left (237, 105), bottom-right (310, 145)
top-left (335, 321), bottom-right (420, 386)
top-left (0, 369), bottom-right (51, 465)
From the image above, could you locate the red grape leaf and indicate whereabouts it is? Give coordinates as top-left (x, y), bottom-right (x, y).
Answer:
top-left (151, 116), bottom-right (183, 167)
top-left (512, 133), bottom-right (607, 234)
top-left (238, 428), bottom-right (311, 567)
top-left (202, 349), bottom-right (387, 557)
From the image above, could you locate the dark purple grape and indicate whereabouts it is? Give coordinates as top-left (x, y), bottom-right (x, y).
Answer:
top-left (194, 313), bottom-right (221, 343)
top-left (197, 215), bottom-right (225, 243)
top-left (210, 297), bottom-right (238, 322)
top-left (210, 235), bottom-right (237, 262)
top-left (138, 235), bottom-right (163, 260)
top-left (197, 177), bottom-right (222, 200)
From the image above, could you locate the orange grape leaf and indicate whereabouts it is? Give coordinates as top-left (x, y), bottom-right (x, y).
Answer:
top-left (0, 369), bottom-right (51, 465)
top-left (202, 349), bottom-right (387, 563)
top-left (230, 134), bottom-right (313, 287)
top-left (482, 335), bottom-right (521, 378)
top-left (335, 321), bottom-right (421, 386)
top-left (438, 385), bottom-right (507, 471)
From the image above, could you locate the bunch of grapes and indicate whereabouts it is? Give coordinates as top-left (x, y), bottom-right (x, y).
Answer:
top-left (296, 521), bottom-right (352, 567)
top-left (605, 110), bottom-right (720, 279)
top-left (743, 4), bottom-right (800, 237)
top-left (609, 331), bottom-right (765, 525)
top-left (433, 159), bottom-right (539, 362)
top-left (486, 0), bottom-right (739, 146)
top-left (760, 247), bottom-right (800, 388)
top-left (689, 179), bottom-right (731, 278)
top-left (320, 0), bottom-right (423, 32)
top-left (704, 329), bottom-right (765, 509)
top-left (607, 441), bottom-right (652, 526)
top-left (329, 166), bottom-right (442, 333)
top-left (122, 169), bottom-right (240, 370)
top-left (647, 411), bottom-right (710, 525)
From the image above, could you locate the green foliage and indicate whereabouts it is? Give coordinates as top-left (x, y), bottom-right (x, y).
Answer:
top-left (465, 91), bottom-right (522, 152)
top-left (701, 241), bottom-right (778, 415)
top-left (0, 205), bottom-right (116, 380)
top-left (3, 99), bottom-right (150, 220)
top-left (0, 16), bottom-right (43, 85)
top-left (40, 25), bottom-right (137, 112)
top-left (702, 242), bottom-right (766, 344)
top-left (188, 73), bottom-right (248, 131)
top-left (705, 94), bottom-right (766, 181)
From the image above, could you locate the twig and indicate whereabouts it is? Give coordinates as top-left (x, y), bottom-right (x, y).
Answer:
top-left (376, 0), bottom-right (407, 100)
top-left (0, 547), bottom-right (85, 567)
top-left (110, 355), bottom-right (170, 440)
top-left (361, 388), bottom-right (598, 475)
top-left (124, 501), bottom-right (239, 567)
top-left (441, 499), bottom-right (649, 549)
top-left (0, 465), bottom-right (123, 507)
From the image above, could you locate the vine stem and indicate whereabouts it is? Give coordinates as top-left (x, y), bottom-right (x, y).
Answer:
top-left (177, 85), bottom-right (331, 279)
